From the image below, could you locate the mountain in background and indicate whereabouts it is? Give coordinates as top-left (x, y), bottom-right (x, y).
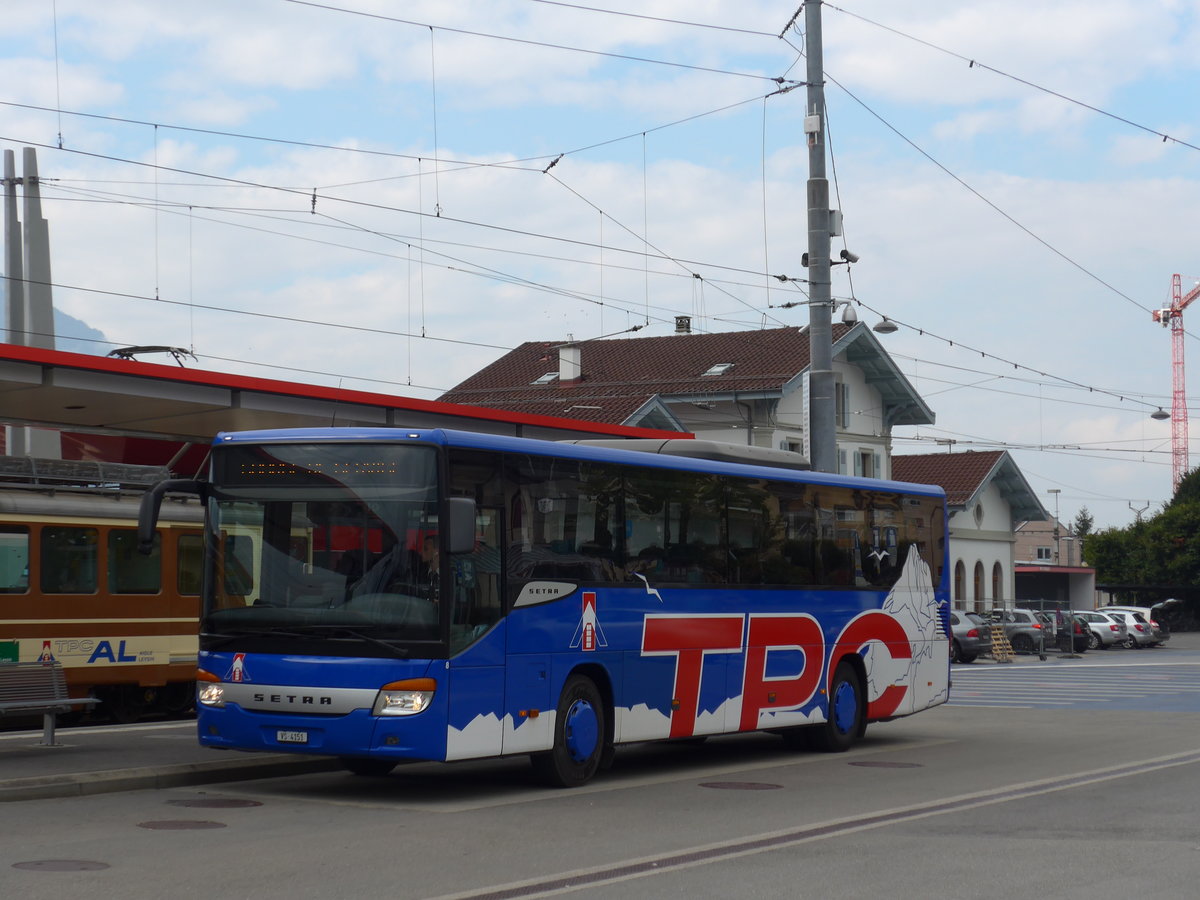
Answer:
top-left (54, 308), bottom-right (109, 355)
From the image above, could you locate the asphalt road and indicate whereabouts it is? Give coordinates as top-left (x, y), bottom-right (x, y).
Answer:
top-left (5, 634), bottom-right (1200, 900)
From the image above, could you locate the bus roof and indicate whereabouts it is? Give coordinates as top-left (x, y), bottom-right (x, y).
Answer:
top-left (213, 427), bottom-right (946, 499)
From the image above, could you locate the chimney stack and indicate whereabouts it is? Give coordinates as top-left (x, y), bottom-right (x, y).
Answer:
top-left (559, 343), bottom-right (581, 381)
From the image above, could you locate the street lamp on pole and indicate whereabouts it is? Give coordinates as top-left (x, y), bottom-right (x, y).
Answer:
top-left (1046, 488), bottom-right (1077, 657)
top-left (1047, 489), bottom-right (1062, 565)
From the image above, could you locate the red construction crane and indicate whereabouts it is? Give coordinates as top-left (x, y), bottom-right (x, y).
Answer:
top-left (1153, 274), bottom-right (1200, 493)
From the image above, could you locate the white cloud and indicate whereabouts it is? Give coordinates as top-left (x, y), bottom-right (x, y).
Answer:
top-left (3, 0), bottom-right (1199, 528)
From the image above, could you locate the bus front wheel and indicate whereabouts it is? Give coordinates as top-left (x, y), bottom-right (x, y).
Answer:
top-left (531, 674), bottom-right (606, 788)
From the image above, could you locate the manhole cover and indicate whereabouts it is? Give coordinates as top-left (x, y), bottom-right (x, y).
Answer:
top-left (167, 798), bottom-right (263, 809)
top-left (848, 761), bottom-right (923, 769)
top-left (699, 781), bottom-right (783, 790)
top-left (137, 820), bottom-right (227, 830)
top-left (13, 860), bottom-right (110, 872)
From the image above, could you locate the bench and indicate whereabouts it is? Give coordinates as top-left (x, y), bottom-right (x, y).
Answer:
top-left (0, 661), bottom-right (101, 746)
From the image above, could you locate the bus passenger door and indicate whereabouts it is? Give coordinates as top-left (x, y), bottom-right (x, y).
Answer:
top-left (445, 507), bottom-right (509, 760)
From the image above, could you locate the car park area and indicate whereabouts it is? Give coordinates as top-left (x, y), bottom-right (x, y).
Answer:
top-left (953, 606), bottom-right (1185, 662)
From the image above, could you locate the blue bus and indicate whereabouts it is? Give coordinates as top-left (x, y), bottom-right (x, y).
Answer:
top-left (139, 428), bottom-right (950, 787)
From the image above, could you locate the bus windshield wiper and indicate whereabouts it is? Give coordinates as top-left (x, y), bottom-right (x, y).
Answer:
top-left (290, 625), bottom-right (411, 658)
top-left (203, 628), bottom-right (315, 648)
top-left (204, 626), bottom-right (410, 657)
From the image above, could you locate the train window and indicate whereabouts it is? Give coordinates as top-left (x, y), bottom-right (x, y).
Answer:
top-left (0, 526), bottom-right (29, 593)
top-left (41, 526), bottom-right (99, 594)
top-left (178, 534), bottom-right (202, 595)
top-left (108, 529), bottom-right (161, 594)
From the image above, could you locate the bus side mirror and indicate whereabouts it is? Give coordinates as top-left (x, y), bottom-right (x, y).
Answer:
top-left (446, 497), bottom-right (477, 555)
top-left (138, 479), bottom-right (205, 554)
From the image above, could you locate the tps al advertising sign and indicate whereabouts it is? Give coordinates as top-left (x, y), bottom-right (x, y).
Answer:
top-left (9, 637), bottom-right (167, 667)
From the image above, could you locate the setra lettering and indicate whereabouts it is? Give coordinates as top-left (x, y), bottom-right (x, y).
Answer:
top-left (252, 692), bottom-right (333, 706)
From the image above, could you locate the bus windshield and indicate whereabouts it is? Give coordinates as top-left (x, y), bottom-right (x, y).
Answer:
top-left (203, 442), bottom-right (442, 654)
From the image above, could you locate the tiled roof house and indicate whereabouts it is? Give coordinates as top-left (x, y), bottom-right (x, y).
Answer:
top-left (441, 324), bottom-right (934, 480)
top-left (892, 450), bottom-right (1046, 612)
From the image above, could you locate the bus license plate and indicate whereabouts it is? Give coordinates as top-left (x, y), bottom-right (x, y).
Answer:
top-left (277, 730), bottom-right (308, 744)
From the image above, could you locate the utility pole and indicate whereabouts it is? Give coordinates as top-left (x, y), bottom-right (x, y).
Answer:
top-left (1047, 489), bottom-right (1061, 565)
top-left (805, 0), bottom-right (836, 473)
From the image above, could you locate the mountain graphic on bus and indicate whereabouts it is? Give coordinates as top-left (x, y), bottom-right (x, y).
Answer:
top-left (446, 545), bottom-right (947, 759)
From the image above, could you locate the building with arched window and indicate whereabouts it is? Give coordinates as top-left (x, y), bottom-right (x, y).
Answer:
top-left (892, 451), bottom-right (1045, 613)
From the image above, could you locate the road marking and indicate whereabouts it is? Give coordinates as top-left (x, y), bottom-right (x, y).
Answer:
top-left (422, 747), bottom-right (1200, 900)
top-left (948, 660), bottom-right (1200, 710)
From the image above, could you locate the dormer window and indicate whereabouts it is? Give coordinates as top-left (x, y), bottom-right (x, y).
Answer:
top-left (531, 372), bottom-right (559, 385)
top-left (701, 362), bottom-right (735, 377)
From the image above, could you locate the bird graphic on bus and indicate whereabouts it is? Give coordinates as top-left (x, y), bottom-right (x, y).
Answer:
top-left (632, 572), bottom-right (665, 603)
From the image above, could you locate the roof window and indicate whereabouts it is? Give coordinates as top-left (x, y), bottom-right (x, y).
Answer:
top-left (701, 362), bottom-right (735, 377)
top-left (531, 372), bottom-right (559, 385)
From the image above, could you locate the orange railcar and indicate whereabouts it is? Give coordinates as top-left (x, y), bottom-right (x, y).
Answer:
top-left (0, 487), bottom-right (203, 721)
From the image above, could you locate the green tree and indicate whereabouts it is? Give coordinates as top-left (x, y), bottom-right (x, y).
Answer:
top-left (1074, 506), bottom-right (1095, 564)
top-left (1090, 472), bottom-right (1200, 625)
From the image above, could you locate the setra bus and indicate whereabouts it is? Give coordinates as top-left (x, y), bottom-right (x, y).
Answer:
top-left (139, 427), bottom-right (950, 786)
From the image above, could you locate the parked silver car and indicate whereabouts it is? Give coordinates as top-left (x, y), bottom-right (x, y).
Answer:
top-left (949, 611), bottom-right (992, 663)
top-left (1100, 609), bottom-right (1156, 648)
top-left (994, 608), bottom-right (1052, 654)
top-left (1099, 605), bottom-right (1170, 646)
top-left (1072, 610), bottom-right (1127, 650)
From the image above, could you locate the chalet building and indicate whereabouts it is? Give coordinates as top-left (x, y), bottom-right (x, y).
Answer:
top-left (891, 451), bottom-right (1046, 613)
top-left (440, 324), bottom-right (934, 479)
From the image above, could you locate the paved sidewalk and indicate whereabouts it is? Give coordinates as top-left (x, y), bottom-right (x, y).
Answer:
top-left (0, 719), bottom-right (340, 802)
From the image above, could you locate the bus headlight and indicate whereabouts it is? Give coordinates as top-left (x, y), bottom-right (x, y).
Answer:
top-left (197, 669), bottom-right (225, 707)
top-left (373, 678), bottom-right (436, 716)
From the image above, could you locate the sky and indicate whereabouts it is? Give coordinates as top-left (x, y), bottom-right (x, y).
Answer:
top-left (2, 0), bottom-right (1200, 531)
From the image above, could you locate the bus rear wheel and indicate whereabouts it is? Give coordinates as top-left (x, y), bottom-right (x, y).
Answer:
top-left (811, 661), bottom-right (864, 753)
top-left (531, 674), bottom-right (606, 788)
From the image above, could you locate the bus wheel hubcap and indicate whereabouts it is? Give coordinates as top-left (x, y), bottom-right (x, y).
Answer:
top-left (564, 700), bottom-right (599, 763)
top-left (832, 682), bottom-right (857, 734)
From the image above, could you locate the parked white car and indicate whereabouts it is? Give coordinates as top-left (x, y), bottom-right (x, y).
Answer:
top-left (1071, 610), bottom-right (1127, 650)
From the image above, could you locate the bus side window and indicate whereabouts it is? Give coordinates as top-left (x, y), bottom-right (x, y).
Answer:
top-left (505, 455), bottom-right (622, 585)
top-left (625, 469), bottom-right (723, 584)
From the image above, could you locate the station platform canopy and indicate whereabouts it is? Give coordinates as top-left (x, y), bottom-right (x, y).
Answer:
top-left (0, 343), bottom-right (687, 474)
